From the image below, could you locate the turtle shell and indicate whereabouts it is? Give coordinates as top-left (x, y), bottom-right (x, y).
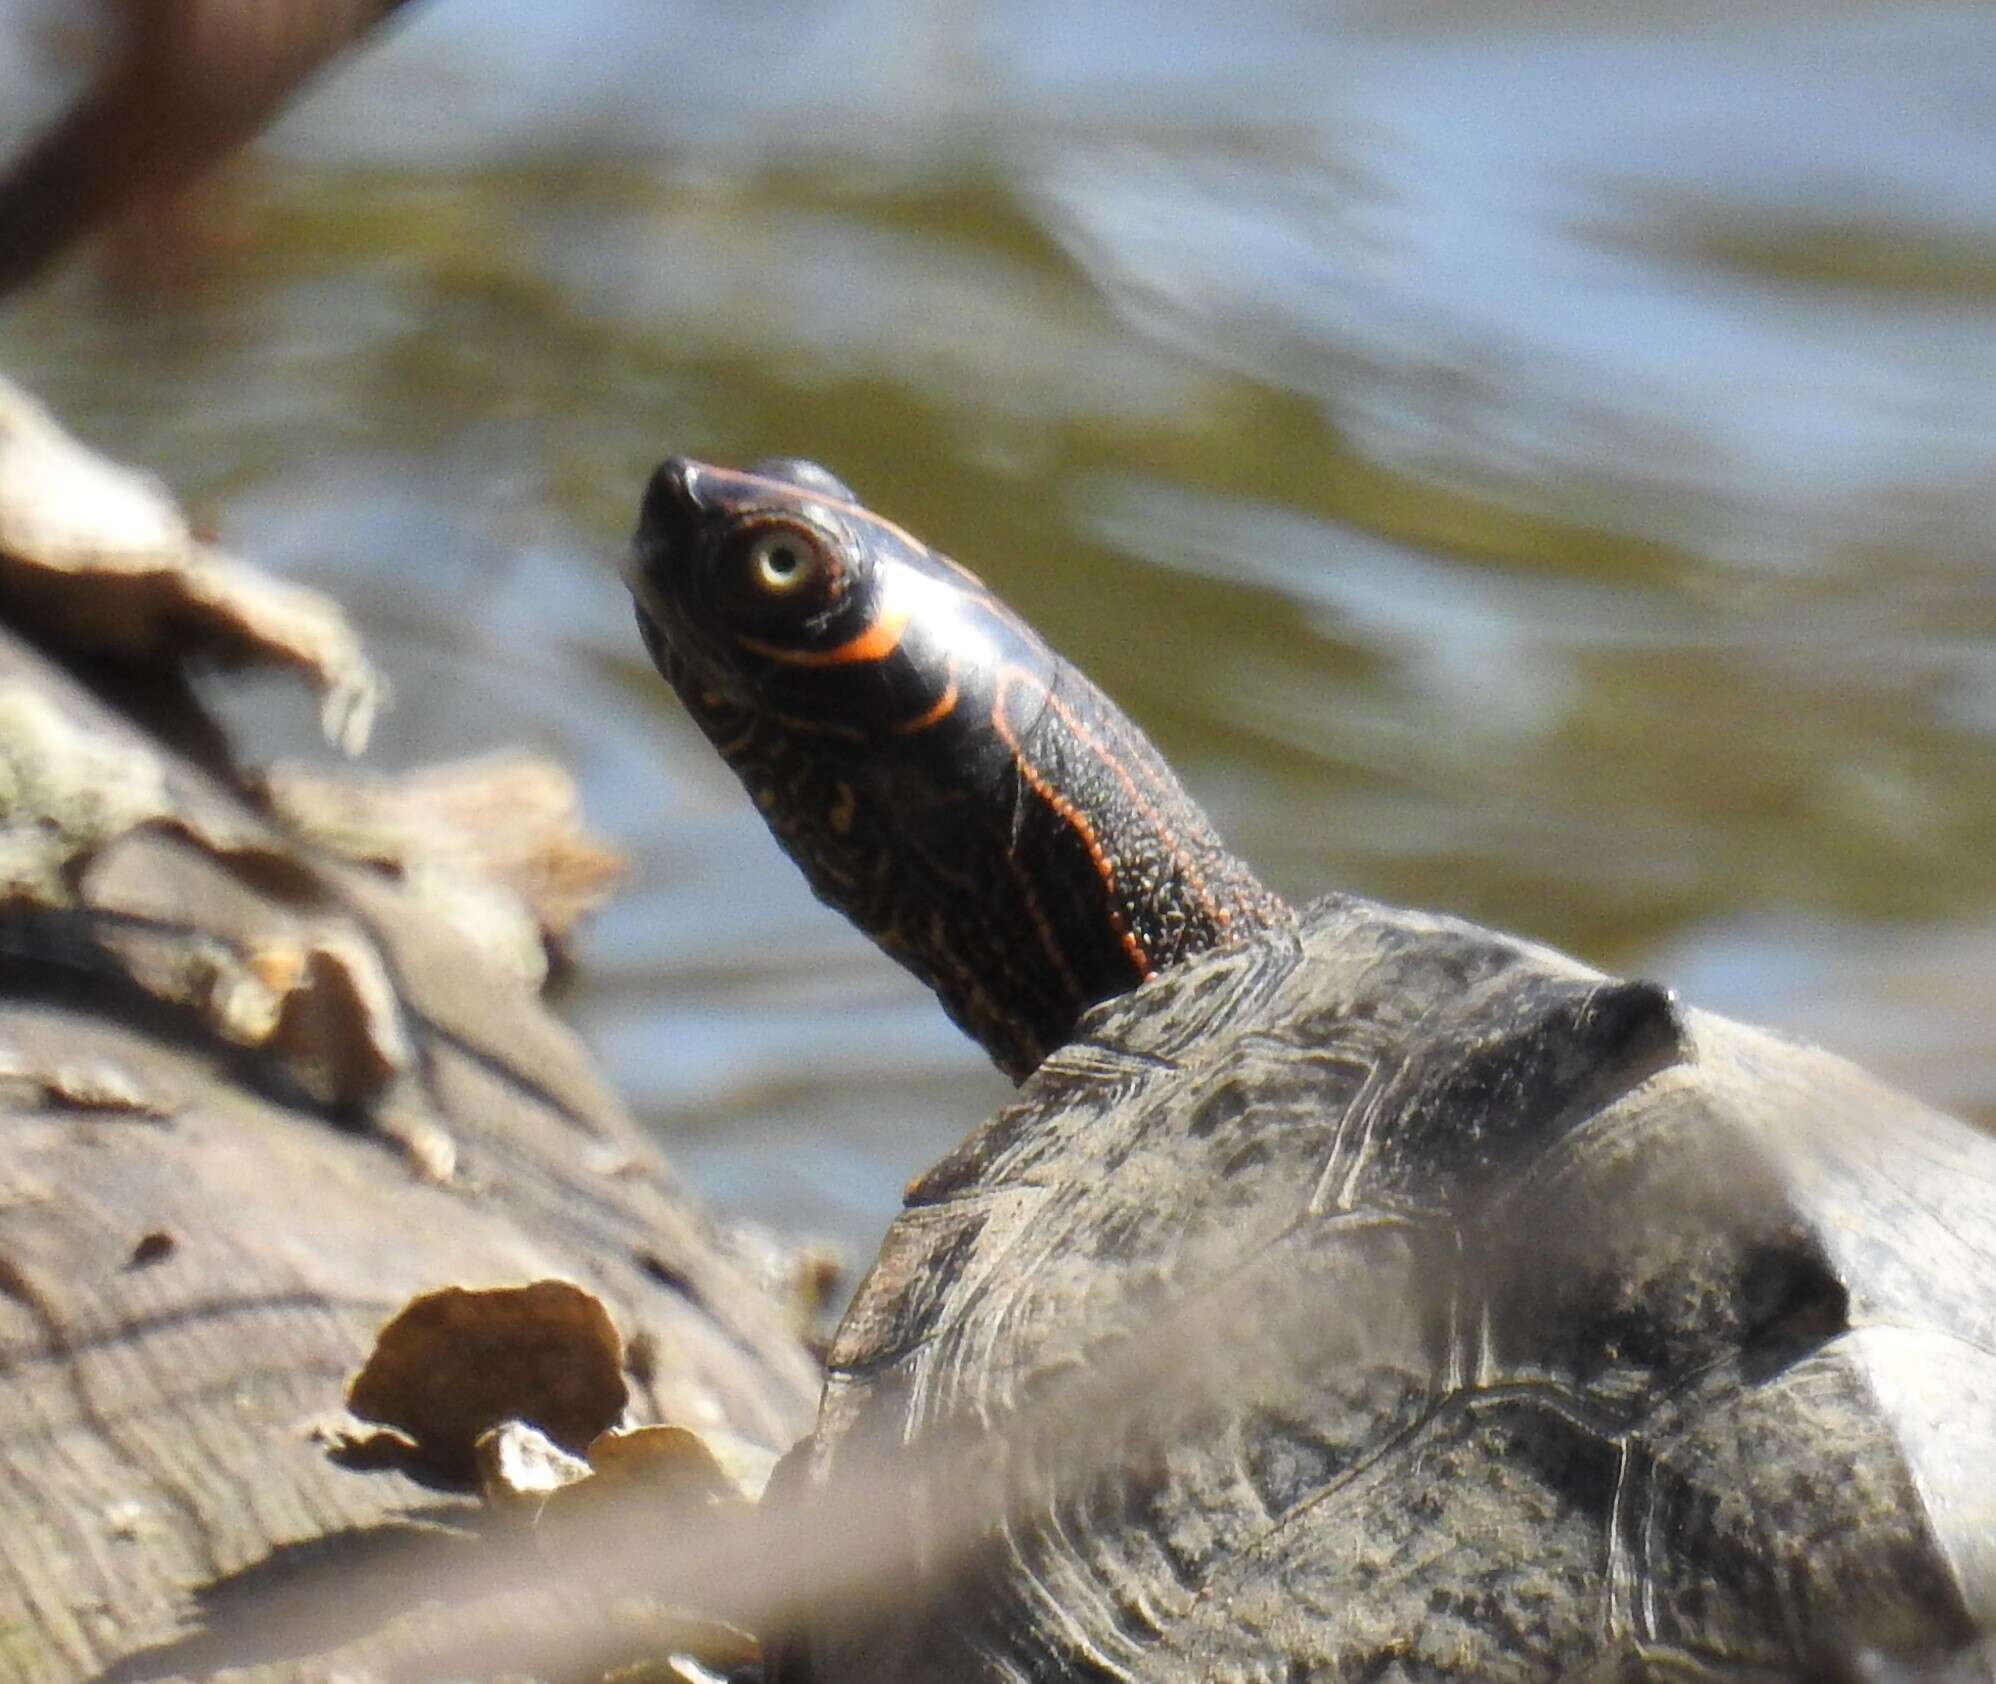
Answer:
top-left (787, 894), bottom-right (1996, 1681)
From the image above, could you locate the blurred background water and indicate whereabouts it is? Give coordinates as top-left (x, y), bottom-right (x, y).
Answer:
top-left (2, 0), bottom-right (1992, 1267)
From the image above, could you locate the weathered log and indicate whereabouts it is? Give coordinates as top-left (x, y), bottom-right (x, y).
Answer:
top-left (0, 380), bottom-right (819, 1683)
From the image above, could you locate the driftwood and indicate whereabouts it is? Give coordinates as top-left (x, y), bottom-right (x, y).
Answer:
top-left (0, 379), bottom-right (819, 1684)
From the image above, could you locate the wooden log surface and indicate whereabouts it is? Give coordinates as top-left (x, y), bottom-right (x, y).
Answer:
top-left (0, 379), bottom-right (820, 1684)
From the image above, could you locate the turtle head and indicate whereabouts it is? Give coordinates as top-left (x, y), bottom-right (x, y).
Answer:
top-left (629, 455), bottom-right (894, 710)
top-left (628, 455), bottom-right (1291, 1078)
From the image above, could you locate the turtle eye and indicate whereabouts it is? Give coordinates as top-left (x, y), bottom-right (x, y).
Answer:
top-left (741, 527), bottom-right (825, 599)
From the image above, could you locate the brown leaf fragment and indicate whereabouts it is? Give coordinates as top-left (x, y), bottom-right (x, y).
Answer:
top-left (0, 375), bottom-right (383, 750)
top-left (346, 1281), bottom-right (629, 1486)
top-left (585, 1423), bottom-right (780, 1506)
top-left (259, 927), bottom-right (412, 1108)
top-left (583, 1426), bottom-right (738, 1502)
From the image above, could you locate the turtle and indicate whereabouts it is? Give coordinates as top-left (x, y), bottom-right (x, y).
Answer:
top-left (626, 455), bottom-right (1996, 1683)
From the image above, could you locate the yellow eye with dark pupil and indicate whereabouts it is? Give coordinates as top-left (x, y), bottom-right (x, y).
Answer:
top-left (750, 532), bottom-right (815, 594)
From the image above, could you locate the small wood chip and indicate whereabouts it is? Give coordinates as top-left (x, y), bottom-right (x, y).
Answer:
top-left (474, 1419), bottom-right (593, 1509)
top-left (126, 1230), bottom-right (176, 1269)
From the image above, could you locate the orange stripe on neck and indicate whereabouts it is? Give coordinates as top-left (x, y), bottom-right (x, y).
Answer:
top-left (1037, 686), bottom-right (1230, 934)
top-left (892, 672), bottom-right (960, 734)
top-left (993, 667), bottom-right (1153, 982)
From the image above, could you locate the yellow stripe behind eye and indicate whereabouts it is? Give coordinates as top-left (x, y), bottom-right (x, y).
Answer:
top-left (734, 597), bottom-right (911, 667)
top-left (992, 667), bottom-right (1153, 981)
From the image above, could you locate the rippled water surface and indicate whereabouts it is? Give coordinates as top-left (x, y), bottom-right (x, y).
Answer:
top-left (3, 0), bottom-right (1992, 1264)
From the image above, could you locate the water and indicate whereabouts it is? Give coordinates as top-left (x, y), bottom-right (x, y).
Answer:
top-left (2, 0), bottom-right (1991, 1266)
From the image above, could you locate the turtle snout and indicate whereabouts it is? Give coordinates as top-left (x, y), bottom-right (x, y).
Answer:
top-left (627, 456), bottom-right (708, 611)
top-left (634, 456), bottom-right (706, 555)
